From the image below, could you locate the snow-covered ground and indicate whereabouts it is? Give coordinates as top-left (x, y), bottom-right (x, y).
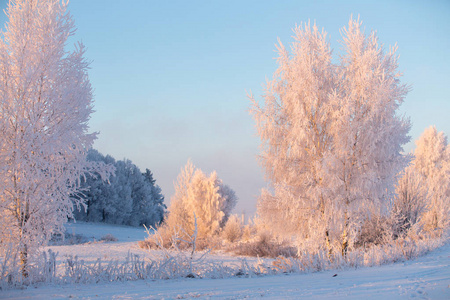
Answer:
top-left (63, 221), bottom-right (148, 243)
top-left (46, 221), bottom-right (151, 265)
top-left (2, 222), bottom-right (449, 299)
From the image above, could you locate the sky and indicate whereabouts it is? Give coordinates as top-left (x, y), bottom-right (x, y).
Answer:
top-left (0, 0), bottom-right (449, 217)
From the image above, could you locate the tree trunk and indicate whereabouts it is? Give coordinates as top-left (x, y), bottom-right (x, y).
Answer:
top-left (19, 244), bottom-right (28, 278)
top-left (319, 196), bottom-right (333, 260)
top-left (18, 200), bottom-right (30, 278)
top-left (325, 229), bottom-right (332, 260)
top-left (86, 198), bottom-right (92, 221)
top-left (341, 211), bottom-right (349, 258)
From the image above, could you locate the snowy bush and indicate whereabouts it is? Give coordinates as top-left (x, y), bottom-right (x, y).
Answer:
top-left (222, 215), bottom-right (243, 243)
top-left (231, 230), bottom-right (297, 258)
top-left (49, 232), bottom-right (89, 246)
top-left (241, 223), bottom-right (257, 242)
top-left (391, 166), bottom-right (427, 238)
top-left (138, 226), bottom-right (173, 250)
top-left (0, 249), bottom-right (58, 289)
top-left (355, 214), bottom-right (390, 248)
top-left (100, 234), bottom-right (118, 242)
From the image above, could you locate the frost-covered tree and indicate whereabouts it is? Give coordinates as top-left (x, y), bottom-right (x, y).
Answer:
top-left (218, 183), bottom-right (238, 226)
top-left (0, 0), bottom-right (110, 275)
top-left (413, 126), bottom-right (450, 233)
top-left (107, 160), bottom-right (134, 224)
top-left (250, 18), bottom-right (410, 256)
top-left (72, 149), bottom-right (116, 223)
top-left (126, 163), bottom-right (159, 227)
top-left (251, 21), bottom-right (336, 254)
top-left (330, 19), bottom-right (410, 254)
top-left (142, 169), bottom-right (166, 226)
top-left (163, 160), bottom-right (237, 244)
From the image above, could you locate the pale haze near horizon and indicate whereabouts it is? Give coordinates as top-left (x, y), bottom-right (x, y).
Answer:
top-left (0, 0), bottom-right (448, 217)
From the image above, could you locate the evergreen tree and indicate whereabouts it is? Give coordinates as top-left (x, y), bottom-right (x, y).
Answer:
top-left (143, 169), bottom-right (166, 226)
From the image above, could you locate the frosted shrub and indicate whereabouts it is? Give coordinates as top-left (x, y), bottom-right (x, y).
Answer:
top-left (232, 230), bottom-right (297, 258)
top-left (391, 166), bottom-right (427, 238)
top-left (100, 234), bottom-right (118, 242)
top-left (138, 225), bottom-right (174, 250)
top-left (355, 215), bottom-right (389, 248)
top-left (222, 215), bottom-right (243, 243)
top-left (139, 216), bottom-right (232, 279)
top-left (49, 232), bottom-right (89, 246)
top-left (242, 224), bottom-right (257, 242)
top-left (0, 249), bottom-right (58, 289)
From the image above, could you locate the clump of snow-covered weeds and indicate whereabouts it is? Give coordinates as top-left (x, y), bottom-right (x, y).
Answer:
top-left (49, 232), bottom-right (90, 246)
top-left (229, 230), bottom-right (297, 258)
top-left (100, 234), bottom-right (118, 242)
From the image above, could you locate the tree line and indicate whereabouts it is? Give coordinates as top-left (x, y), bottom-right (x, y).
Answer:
top-left (73, 149), bottom-right (166, 227)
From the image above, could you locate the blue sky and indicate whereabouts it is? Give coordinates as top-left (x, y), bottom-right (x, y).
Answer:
top-left (1, 0), bottom-right (449, 216)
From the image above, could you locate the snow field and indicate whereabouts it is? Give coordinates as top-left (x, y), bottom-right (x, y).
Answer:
top-left (1, 222), bottom-right (449, 299)
top-left (2, 243), bottom-right (449, 299)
